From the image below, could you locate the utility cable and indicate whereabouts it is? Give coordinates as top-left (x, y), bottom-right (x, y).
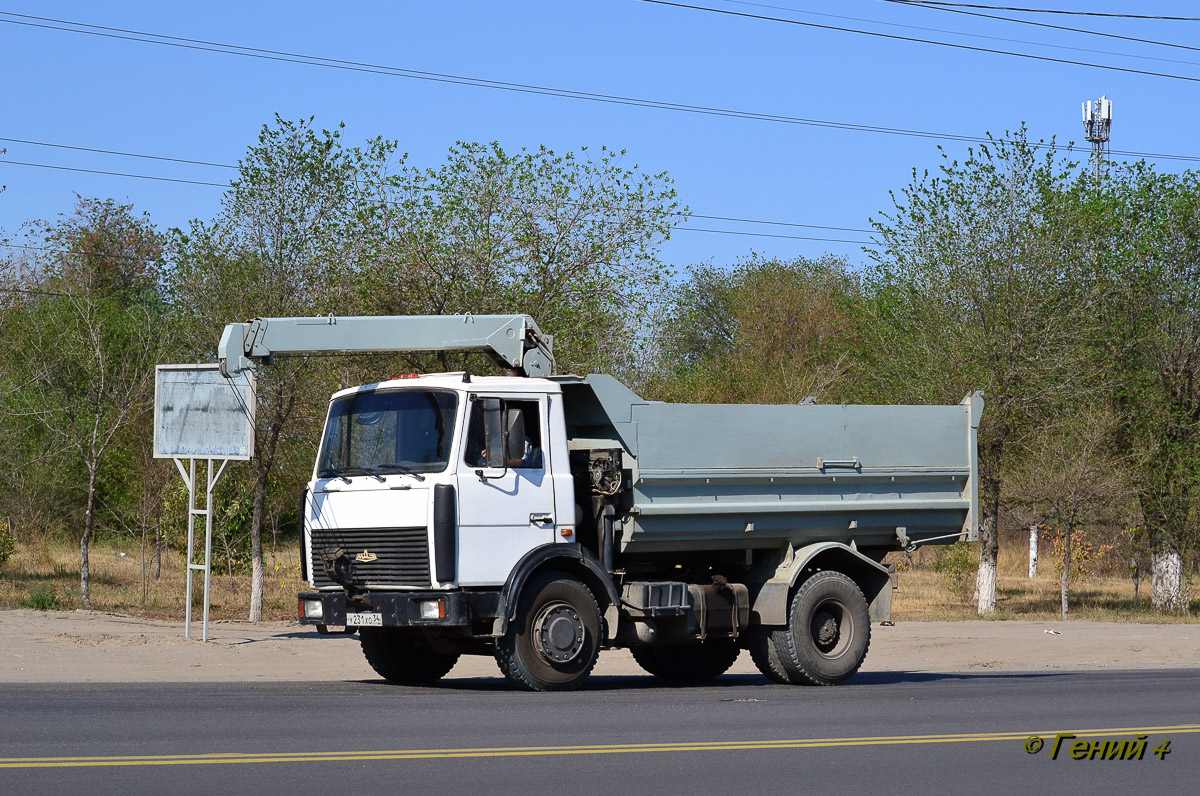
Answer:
top-left (886, 0), bottom-right (1200, 54)
top-left (893, 2), bottom-right (1200, 21)
top-left (638, 0), bottom-right (1200, 81)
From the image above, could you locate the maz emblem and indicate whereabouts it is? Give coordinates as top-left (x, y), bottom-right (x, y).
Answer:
top-left (355, 550), bottom-right (378, 563)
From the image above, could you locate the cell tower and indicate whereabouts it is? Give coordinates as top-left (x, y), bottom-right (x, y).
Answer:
top-left (1082, 95), bottom-right (1112, 179)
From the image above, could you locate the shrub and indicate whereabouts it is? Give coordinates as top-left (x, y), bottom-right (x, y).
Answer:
top-left (0, 521), bottom-right (14, 567)
top-left (18, 584), bottom-right (61, 611)
top-left (928, 541), bottom-right (977, 604)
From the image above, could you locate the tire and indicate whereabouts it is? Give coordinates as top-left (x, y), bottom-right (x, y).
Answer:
top-left (747, 627), bottom-right (795, 684)
top-left (496, 573), bottom-right (602, 691)
top-left (632, 641), bottom-right (741, 682)
top-left (359, 628), bottom-right (460, 684)
top-left (315, 625), bottom-right (356, 635)
top-left (630, 646), bottom-right (669, 678)
top-left (774, 571), bottom-right (871, 686)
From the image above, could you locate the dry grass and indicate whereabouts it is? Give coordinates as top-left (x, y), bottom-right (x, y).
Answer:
top-left (0, 539), bottom-right (305, 621)
top-left (2, 537), bottom-right (1197, 623)
top-left (891, 539), bottom-right (1200, 622)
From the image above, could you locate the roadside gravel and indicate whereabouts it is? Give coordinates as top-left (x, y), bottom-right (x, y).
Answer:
top-left (2, 609), bottom-right (1197, 683)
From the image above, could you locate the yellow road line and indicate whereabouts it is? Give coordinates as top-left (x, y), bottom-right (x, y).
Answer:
top-left (3, 724), bottom-right (1197, 769)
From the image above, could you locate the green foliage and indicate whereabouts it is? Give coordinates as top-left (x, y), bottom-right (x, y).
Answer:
top-left (0, 520), bottom-right (15, 566)
top-left (928, 542), bottom-right (978, 604)
top-left (649, 254), bottom-right (862, 404)
top-left (18, 584), bottom-right (61, 611)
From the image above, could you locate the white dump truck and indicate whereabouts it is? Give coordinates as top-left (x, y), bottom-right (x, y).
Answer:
top-left (218, 314), bottom-right (981, 690)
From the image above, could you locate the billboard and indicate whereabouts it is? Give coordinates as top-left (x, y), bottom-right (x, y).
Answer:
top-left (154, 364), bottom-right (255, 460)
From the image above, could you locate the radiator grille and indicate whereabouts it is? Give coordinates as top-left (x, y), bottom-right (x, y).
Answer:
top-left (310, 527), bottom-right (431, 589)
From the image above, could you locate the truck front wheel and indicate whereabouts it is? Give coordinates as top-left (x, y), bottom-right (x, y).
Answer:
top-left (496, 572), bottom-right (602, 691)
top-left (774, 571), bottom-right (871, 686)
top-left (359, 628), bottom-right (460, 684)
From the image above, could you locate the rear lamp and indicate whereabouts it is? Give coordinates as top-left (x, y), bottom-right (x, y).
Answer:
top-left (301, 599), bottom-right (324, 620)
top-left (419, 599), bottom-right (446, 620)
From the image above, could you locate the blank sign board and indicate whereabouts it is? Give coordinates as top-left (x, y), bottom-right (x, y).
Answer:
top-left (154, 364), bottom-right (255, 460)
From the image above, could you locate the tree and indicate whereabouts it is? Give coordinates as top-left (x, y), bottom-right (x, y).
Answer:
top-left (1009, 409), bottom-right (1133, 619)
top-left (353, 141), bottom-right (679, 377)
top-left (2, 197), bottom-right (169, 606)
top-left (169, 116), bottom-right (376, 621)
top-left (1089, 164), bottom-right (1200, 612)
top-left (650, 255), bottom-right (863, 404)
top-left (866, 130), bottom-right (1096, 614)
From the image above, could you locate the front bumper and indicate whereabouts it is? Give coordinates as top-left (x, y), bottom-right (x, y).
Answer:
top-left (297, 590), bottom-right (500, 630)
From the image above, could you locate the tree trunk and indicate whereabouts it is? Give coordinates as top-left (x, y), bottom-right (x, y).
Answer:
top-left (1151, 544), bottom-right (1185, 612)
top-left (976, 507), bottom-right (998, 615)
top-left (249, 463), bottom-right (268, 622)
top-left (1060, 528), bottom-right (1071, 620)
top-left (80, 466), bottom-right (97, 608)
top-left (975, 445), bottom-right (1001, 615)
top-left (1028, 523), bottom-right (1038, 578)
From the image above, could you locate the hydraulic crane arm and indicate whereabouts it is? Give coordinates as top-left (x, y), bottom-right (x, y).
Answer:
top-left (217, 314), bottom-right (555, 378)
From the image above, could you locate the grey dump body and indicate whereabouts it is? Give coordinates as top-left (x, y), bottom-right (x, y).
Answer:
top-left (558, 374), bottom-right (981, 556)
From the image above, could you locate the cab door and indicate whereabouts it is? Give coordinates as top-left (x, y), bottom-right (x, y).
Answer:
top-left (455, 394), bottom-right (557, 586)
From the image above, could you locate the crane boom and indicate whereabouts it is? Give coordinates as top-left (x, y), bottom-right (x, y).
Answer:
top-left (217, 314), bottom-right (555, 378)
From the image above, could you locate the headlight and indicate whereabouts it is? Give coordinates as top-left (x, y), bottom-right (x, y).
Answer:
top-left (301, 599), bottom-right (323, 619)
top-left (419, 599), bottom-right (445, 620)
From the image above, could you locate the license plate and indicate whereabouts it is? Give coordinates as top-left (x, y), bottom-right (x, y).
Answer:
top-left (346, 612), bottom-right (382, 627)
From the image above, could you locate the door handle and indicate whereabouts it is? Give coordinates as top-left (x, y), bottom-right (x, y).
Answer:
top-left (529, 513), bottom-right (554, 526)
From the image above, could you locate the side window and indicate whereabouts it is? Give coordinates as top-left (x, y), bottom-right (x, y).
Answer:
top-left (507, 400), bottom-right (543, 470)
top-left (462, 398), bottom-right (543, 470)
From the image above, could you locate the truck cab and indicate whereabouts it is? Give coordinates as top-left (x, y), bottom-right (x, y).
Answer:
top-left (302, 373), bottom-right (575, 595)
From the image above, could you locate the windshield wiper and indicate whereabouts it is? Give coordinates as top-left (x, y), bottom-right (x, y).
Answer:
top-left (318, 467), bottom-right (371, 482)
top-left (377, 465), bottom-right (426, 482)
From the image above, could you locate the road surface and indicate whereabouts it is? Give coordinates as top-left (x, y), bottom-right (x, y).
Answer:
top-left (3, 668), bottom-right (1196, 794)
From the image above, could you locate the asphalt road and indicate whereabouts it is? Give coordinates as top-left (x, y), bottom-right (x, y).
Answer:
top-left (3, 669), bottom-right (1198, 794)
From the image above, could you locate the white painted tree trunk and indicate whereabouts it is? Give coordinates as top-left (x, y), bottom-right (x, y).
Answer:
top-left (976, 557), bottom-right (997, 614)
top-left (1151, 548), bottom-right (1185, 612)
top-left (1028, 524), bottom-right (1038, 578)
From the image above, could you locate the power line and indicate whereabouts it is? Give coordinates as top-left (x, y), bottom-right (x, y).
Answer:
top-left (5, 7), bottom-right (1200, 155)
top-left (895, 2), bottom-right (1200, 21)
top-left (717, 1), bottom-right (1200, 68)
top-left (0, 159), bottom-right (873, 245)
top-left (639, 0), bottom-right (1200, 81)
top-left (0, 159), bottom-right (228, 187)
top-left (2, 242), bottom-right (157, 261)
top-left (0, 136), bottom-right (236, 169)
top-left (676, 227), bottom-right (872, 243)
top-left (886, 0), bottom-right (1200, 55)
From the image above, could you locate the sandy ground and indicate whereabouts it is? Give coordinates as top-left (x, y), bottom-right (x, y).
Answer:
top-left (2, 609), bottom-right (1198, 683)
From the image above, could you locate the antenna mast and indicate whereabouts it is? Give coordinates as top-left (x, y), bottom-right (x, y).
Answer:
top-left (1082, 95), bottom-right (1112, 179)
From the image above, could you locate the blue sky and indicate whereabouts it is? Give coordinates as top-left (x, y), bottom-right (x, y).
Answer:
top-left (1, 1), bottom-right (1196, 272)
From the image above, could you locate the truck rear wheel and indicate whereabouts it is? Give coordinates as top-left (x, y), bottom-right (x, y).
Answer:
top-left (359, 628), bottom-right (460, 684)
top-left (632, 641), bottom-right (740, 682)
top-left (774, 571), bottom-right (871, 686)
top-left (747, 627), bottom-right (794, 684)
top-left (496, 573), bottom-right (602, 692)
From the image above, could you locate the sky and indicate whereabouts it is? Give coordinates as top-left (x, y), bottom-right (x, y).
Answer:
top-left (1, 1), bottom-right (1197, 274)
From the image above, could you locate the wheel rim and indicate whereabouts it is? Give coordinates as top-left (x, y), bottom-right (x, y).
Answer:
top-left (533, 600), bottom-right (585, 664)
top-left (809, 598), bottom-right (852, 658)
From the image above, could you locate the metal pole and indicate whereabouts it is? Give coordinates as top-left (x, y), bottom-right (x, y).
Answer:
top-left (203, 459), bottom-right (214, 642)
top-left (201, 459), bottom-right (230, 643)
top-left (179, 458), bottom-right (196, 640)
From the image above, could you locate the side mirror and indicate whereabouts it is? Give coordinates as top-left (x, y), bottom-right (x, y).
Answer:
top-left (480, 398), bottom-right (506, 469)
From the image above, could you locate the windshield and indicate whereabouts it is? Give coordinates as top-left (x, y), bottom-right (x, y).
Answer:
top-left (317, 390), bottom-right (458, 477)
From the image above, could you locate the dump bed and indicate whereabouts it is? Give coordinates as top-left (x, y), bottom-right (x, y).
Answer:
top-left (556, 375), bottom-right (981, 555)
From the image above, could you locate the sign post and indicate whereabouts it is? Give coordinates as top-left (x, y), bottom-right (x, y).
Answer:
top-left (153, 364), bottom-right (254, 641)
